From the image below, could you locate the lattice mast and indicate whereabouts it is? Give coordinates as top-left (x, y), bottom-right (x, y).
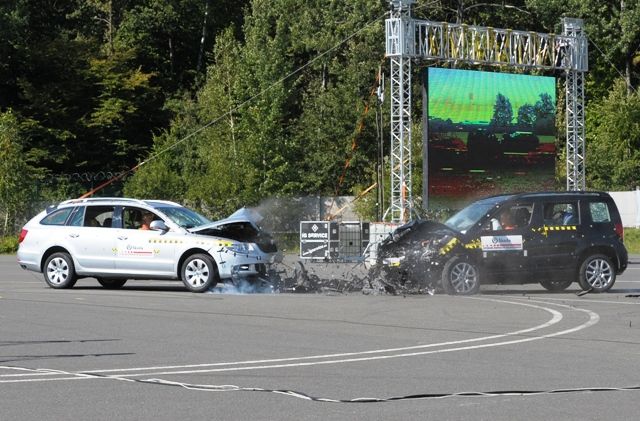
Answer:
top-left (563, 18), bottom-right (587, 191)
top-left (385, 0), bottom-right (415, 223)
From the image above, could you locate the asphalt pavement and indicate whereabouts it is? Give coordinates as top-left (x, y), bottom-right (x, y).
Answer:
top-left (1, 254), bottom-right (639, 420)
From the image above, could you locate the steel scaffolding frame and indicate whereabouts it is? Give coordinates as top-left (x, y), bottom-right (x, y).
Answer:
top-left (563, 18), bottom-right (587, 191)
top-left (385, 0), bottom-right (588, 222)
top-left (385, 2), bottom-right (415, 223)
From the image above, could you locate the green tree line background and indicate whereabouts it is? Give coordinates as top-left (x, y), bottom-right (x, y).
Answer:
top-left (1, 0), bottom-right (639, 234)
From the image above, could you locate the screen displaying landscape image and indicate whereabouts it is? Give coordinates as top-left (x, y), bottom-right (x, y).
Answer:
top-left (426, 67), bottom-right (557, 209)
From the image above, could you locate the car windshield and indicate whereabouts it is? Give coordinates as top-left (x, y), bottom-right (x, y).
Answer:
top-left (444, 195), bottom-right (512, 233)
top-left (157, 206), bottom-right (211, 229)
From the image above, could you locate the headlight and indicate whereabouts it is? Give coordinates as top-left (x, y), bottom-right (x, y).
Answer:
top-left (382, 256), bottom-right (404, 267)
top-left (225, 243), bottom-right (254, 254)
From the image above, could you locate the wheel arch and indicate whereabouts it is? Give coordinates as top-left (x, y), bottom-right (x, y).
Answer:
top-left (576, 246), bottom-right (620, 272)
top-left (40, 246), bottom-right (72, 272)
top-left (177, 248), bottom-right (220, 279)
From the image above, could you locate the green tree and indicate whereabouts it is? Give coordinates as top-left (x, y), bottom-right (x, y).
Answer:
top-left (533, 92), bottom-right (555, 135)
top-left (83, 48), bottom-right (165, 170)
top-left (526, 0), bottom-right (640, 96)
top-left (490, 93), bottom-right (513, 128)
top-left (0, 111), bottom-right (33, 234)
top-left (586, 78), bottom-right (640, 190)
top-left (517, 103), bottom-right (536, 127)
top-left (127, 0), bottom-right (386, 214)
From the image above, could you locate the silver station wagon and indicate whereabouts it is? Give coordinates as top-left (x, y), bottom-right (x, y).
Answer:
top-left (17, 198), bottom-right (278, 292)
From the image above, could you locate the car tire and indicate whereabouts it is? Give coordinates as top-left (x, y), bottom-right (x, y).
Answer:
top-left (578, 254), bottom-right (616, 293)
top-left (441, 256), bottom-right (480, 295)
top-left (181, 254), bottom-right (217, 293)
top-left (43, 252), bottom-right (77, 289)
top-left (97, 278), bottom-right (127, 289)
top-left (539, 279), bottom-right (573, 292)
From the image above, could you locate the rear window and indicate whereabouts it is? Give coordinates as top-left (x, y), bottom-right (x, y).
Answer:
top-left (589, 202), bottom-right (612, 223)
top-left (40, 208), bottom-right (74, 226)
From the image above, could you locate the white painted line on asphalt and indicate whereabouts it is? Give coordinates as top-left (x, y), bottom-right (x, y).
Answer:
top-left (1, 297), bottom-right (562, 380)
top-left (0, 298), bottom-right (597, 383)
top-left (509, 295), bottom-right (640, 306)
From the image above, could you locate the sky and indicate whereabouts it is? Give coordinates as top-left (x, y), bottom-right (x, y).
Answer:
top-left (427, 68), bottom-right (556, 124)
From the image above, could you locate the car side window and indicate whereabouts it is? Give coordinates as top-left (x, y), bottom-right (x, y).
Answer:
top-left (67, 206), bottom-right (85, 226)
top-left (122, 207), bottom-right (162, 230)
top-left (488, 203), bottom-right (533, 231)
top-left (83, 206), bottom-right (115, 228)
top-left (589, 202), bottom-right (611, 223)
top-left (40, 208), bottom-right (74, 226)
top-left (543, 202), bottom-right (578, 225)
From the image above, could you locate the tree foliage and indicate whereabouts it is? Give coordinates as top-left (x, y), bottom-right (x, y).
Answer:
top-left (127, 0), bottom-right (386, 216)
top-left (586, 79), bottom-right (640, 190)
top-left (0, 110), bottom-right (33, 234)
top-left (490, 93), bottom-right (513, 128)
top-left (1, 0), bottom-right (640, 226)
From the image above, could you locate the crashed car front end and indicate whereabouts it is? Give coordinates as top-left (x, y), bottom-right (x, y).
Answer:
top-left (373, 220), bottom-right (464, 291)
top-left (189, 208), bottom-right (279, 282)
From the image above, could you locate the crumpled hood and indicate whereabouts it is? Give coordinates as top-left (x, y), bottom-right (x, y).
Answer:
top-left (379, 219), bottom-right (461, 248)
top-left (188, 207), bottom-right (277, 254)
top-left (376, 219), bottom-right (464, 262)
top-left (188, 207), bottom-right (263, 233)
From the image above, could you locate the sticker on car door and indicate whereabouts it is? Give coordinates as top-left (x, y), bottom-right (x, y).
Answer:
top-left (481, 235), bottom-right (523, 251)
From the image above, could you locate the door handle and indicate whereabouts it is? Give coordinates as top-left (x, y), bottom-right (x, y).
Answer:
top-left (69, 233), bottom-right (79, 238)
top-left (118, 236), bottom-right (128, 240)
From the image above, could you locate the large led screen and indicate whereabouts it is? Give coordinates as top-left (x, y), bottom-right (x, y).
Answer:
top-left (426, 68), bottom-right (557, 209)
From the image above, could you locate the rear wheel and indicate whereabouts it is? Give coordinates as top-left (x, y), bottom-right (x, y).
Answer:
top-left (97, 278), bottom-right (127, 289)
top-left (578, 254), bottom-right (616, 293)
top-left (539, 279), bottom-right (573, 292)
top-left (441, 257), bottom-right (480, 295)
top-left (181, 254), bottom-right (217, 293)
top-left (43, 252), bottom-right (77, 289)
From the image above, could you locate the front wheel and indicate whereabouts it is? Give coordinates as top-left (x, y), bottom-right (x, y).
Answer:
top-left (578, 254), bottom-right (616, 293)
top-left (441, 257), bottom-right (480, 295)
top-left (97, 278), bottom-right (127, 289)
top-left (43, 252), bottom-right (77, 289)
top-left (181, 254), bottom-right (218, 293)
top-left (539, 279), bottom-right (573, 292)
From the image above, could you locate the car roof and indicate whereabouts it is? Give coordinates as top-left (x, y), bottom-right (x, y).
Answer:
top-left (504, 191), bottom-right (612, 201)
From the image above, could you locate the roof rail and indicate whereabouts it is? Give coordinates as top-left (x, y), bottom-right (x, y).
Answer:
top-left (59, 197), bottom-right (184, 207)
top-left (60, 197), bottom-right (148, 205)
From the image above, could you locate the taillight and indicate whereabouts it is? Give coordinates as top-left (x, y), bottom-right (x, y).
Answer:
top-left (18, 229), bottom-right (28, 244)
top-left (614, 223), bottom-right (624, 242)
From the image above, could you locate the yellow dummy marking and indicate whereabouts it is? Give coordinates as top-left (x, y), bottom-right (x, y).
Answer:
top-left (439, 238), bottom-right (459, 255)
top-left (533, 225), bottom-right (577, 236)
top-left (464, 239), bottom-right (481, 249)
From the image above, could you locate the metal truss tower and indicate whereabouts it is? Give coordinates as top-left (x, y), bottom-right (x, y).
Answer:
top-left (385, 0), bottom-right (415, 223)
top-left (563, 18), bottom-right (587, 191)
top-left (384, 1), bottom-right (588, 222)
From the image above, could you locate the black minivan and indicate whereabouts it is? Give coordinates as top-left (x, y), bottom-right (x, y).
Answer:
top-left (374, 191), bottom-right (628, 294)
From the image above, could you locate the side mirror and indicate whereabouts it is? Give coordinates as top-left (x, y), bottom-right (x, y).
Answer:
top-left (150, 220), bottom-right (169, 232)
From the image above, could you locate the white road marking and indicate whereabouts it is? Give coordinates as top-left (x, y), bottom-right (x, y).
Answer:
top-left (509, 296), bottom-right (640, 306)
top-left (0, 298), bottom-right (598, 384)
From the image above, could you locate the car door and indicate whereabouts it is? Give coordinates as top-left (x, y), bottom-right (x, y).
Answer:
top-left (66, 205), bottom-right (117, 272)
top-left (114, 206), bottom-right (176, 276)
top-left (475, 201), bottom-right (534, 281)
top-left (527, 199), bottom-right (581, 275)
